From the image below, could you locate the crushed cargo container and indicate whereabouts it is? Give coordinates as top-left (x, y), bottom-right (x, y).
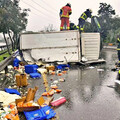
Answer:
top-left (20, 31), bottom-right (105, 64)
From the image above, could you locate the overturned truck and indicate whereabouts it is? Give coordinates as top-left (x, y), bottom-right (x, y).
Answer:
top-left (20, 30), bottom-right (105, 64)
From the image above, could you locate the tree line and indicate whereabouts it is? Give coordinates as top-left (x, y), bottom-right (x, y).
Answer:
top-left (0, 0), bottom-right (29, 55)
top-left (84, 3), bottom-right (120, 45)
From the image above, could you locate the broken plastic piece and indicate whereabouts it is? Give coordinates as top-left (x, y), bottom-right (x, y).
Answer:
top-left (51, 85), bottom-right (58, 90)
top-left (57, 73), bottom-right (62, 76)
top-left (62, 71), bottom-right (67, 74)
top-left (24, 105), bottom-right (56, 120)
top-left (56, 89), bottom-right (62, 93)
top-left (37, 96), bottom-right (45, 106)
top-left (59, 78), bottom-right (65, 82)
top-left (47, 89), bottom-right (55, 96)
top-left (50, 97), bottom-right (66, 107)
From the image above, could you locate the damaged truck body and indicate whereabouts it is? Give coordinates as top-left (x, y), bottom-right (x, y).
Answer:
top-left (20, 30), bottom-right (105, 64)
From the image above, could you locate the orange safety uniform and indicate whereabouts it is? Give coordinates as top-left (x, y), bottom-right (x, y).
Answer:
top-left (60, 5), bottom-right (72, 31)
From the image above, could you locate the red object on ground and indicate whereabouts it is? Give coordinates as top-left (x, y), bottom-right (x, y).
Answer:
top-left (50, 97), bottom-right (66, 107)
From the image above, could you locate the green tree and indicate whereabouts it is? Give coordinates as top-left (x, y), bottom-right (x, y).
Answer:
top-left (0, 0), bottom-right (29, 54)
top-left (84, 17), bottom-right (101, 33)
top-left (98, 3), bottom-right (115, 42)
top-left (109, 16), bottom-right (120, 44)
top-left (84, 21), bottom-right (94, 32)
top-left (0, 7), bottom-right (11, 54)
top-left (98, 3), bottom-right (115, 17)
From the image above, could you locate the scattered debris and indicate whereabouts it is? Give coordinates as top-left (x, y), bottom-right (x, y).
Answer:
top-left (55, 89), bottom-right (62, 93)
top-left (25, 86), bottom-right (38, 102)
top-left (0, 56), bottom-right (70, 119)
top-left (15, 73), bottom-right (28, 87)
top-left (4, 88), bottom-right (21, 96)
top-left (51, 85), bottom-right (58, 90)
top-left (59, 78), bottom-right (65, 82)
top-left (24, 105), bottom-right (56, 120)
top-left (89, 66), bottom-right (95, 69)
top-left (30, 72), bottom-right (41, 78)
top-left (82, 57), bottom-right (88, 62)
top-left (53, 80), bottom-right (59, 84)
top-left (97, 69), bottom-right (104, 72)
top-left (50, 97), bottom-right (66, 107)
top-left (0, 91), bottom-right (21, 106)
top-left (37, 68), bottom-right (47, 74)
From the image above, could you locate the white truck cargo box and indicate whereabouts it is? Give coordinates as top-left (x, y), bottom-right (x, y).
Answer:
top-left (81, 33), bottom-right (100, 60)
top-left (20, 31), bottom-right (101, 63)
top-left (20, 31), bottom-right (81, 62)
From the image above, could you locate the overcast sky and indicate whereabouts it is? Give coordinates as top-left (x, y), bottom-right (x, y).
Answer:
top-left (19, 0), bottom-right (120, 32)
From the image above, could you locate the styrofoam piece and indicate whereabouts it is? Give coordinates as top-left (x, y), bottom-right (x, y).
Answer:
top-left (37, 68), bottom-right (47, 74)
top-left (82, 57), bottom-right (88, 62)
top-left (7, 65), bottom-right (13, 70)
top-left (89, 66), bottom-right (95, 69)
top-left (53, 80), bottom-right (59, 84)
top-left (97, 69), bottom-right (104, 72)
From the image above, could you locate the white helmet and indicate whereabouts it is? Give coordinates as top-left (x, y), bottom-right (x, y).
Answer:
top-left (88, 8), bottom-right (92, 13)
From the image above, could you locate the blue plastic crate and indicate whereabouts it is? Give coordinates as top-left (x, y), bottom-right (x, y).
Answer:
top-left (4, 88), bottom-right (21, 96)
top-left (24, 108), bottom-right (47, 120)
top-left (13, 58), bottom-right (20, 67)
top-left (24, 106), bottom-right (56, 120)
top-left (25, 65), bottom-right (38, 74)
top-left (30, 73), bottom-right (41, 78)
top-left (41, 106), bottom-right (56, 119)
top-left (56, 65), bottom-right (62, 70)
top-left (56, 64), bottom-right (70, 70)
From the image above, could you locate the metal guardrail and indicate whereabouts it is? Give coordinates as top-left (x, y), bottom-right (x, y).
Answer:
top-left (0, 44), bottom-right (12, 55)
top-left (0, 50), bottom-right (19, 72)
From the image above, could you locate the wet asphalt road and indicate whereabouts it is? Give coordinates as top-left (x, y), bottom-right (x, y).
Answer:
top-left (27, 48), bottom-right (120, 120)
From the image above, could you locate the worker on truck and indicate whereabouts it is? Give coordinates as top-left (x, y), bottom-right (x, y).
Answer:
top-left (60, 3), bottom-right (72, 31)
top-left (70, 22), bottom-right (79, 30)
top-left (78, 9), bottom-right (93, 32)
top-left (117, 35), bottom-right (120, 67)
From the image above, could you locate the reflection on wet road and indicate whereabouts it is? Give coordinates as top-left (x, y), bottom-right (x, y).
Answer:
top-left (29, 49), bottom-right (120, 120)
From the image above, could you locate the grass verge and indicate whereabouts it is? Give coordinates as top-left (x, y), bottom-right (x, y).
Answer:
top-left (0, 52), bottom-right (10, 62)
